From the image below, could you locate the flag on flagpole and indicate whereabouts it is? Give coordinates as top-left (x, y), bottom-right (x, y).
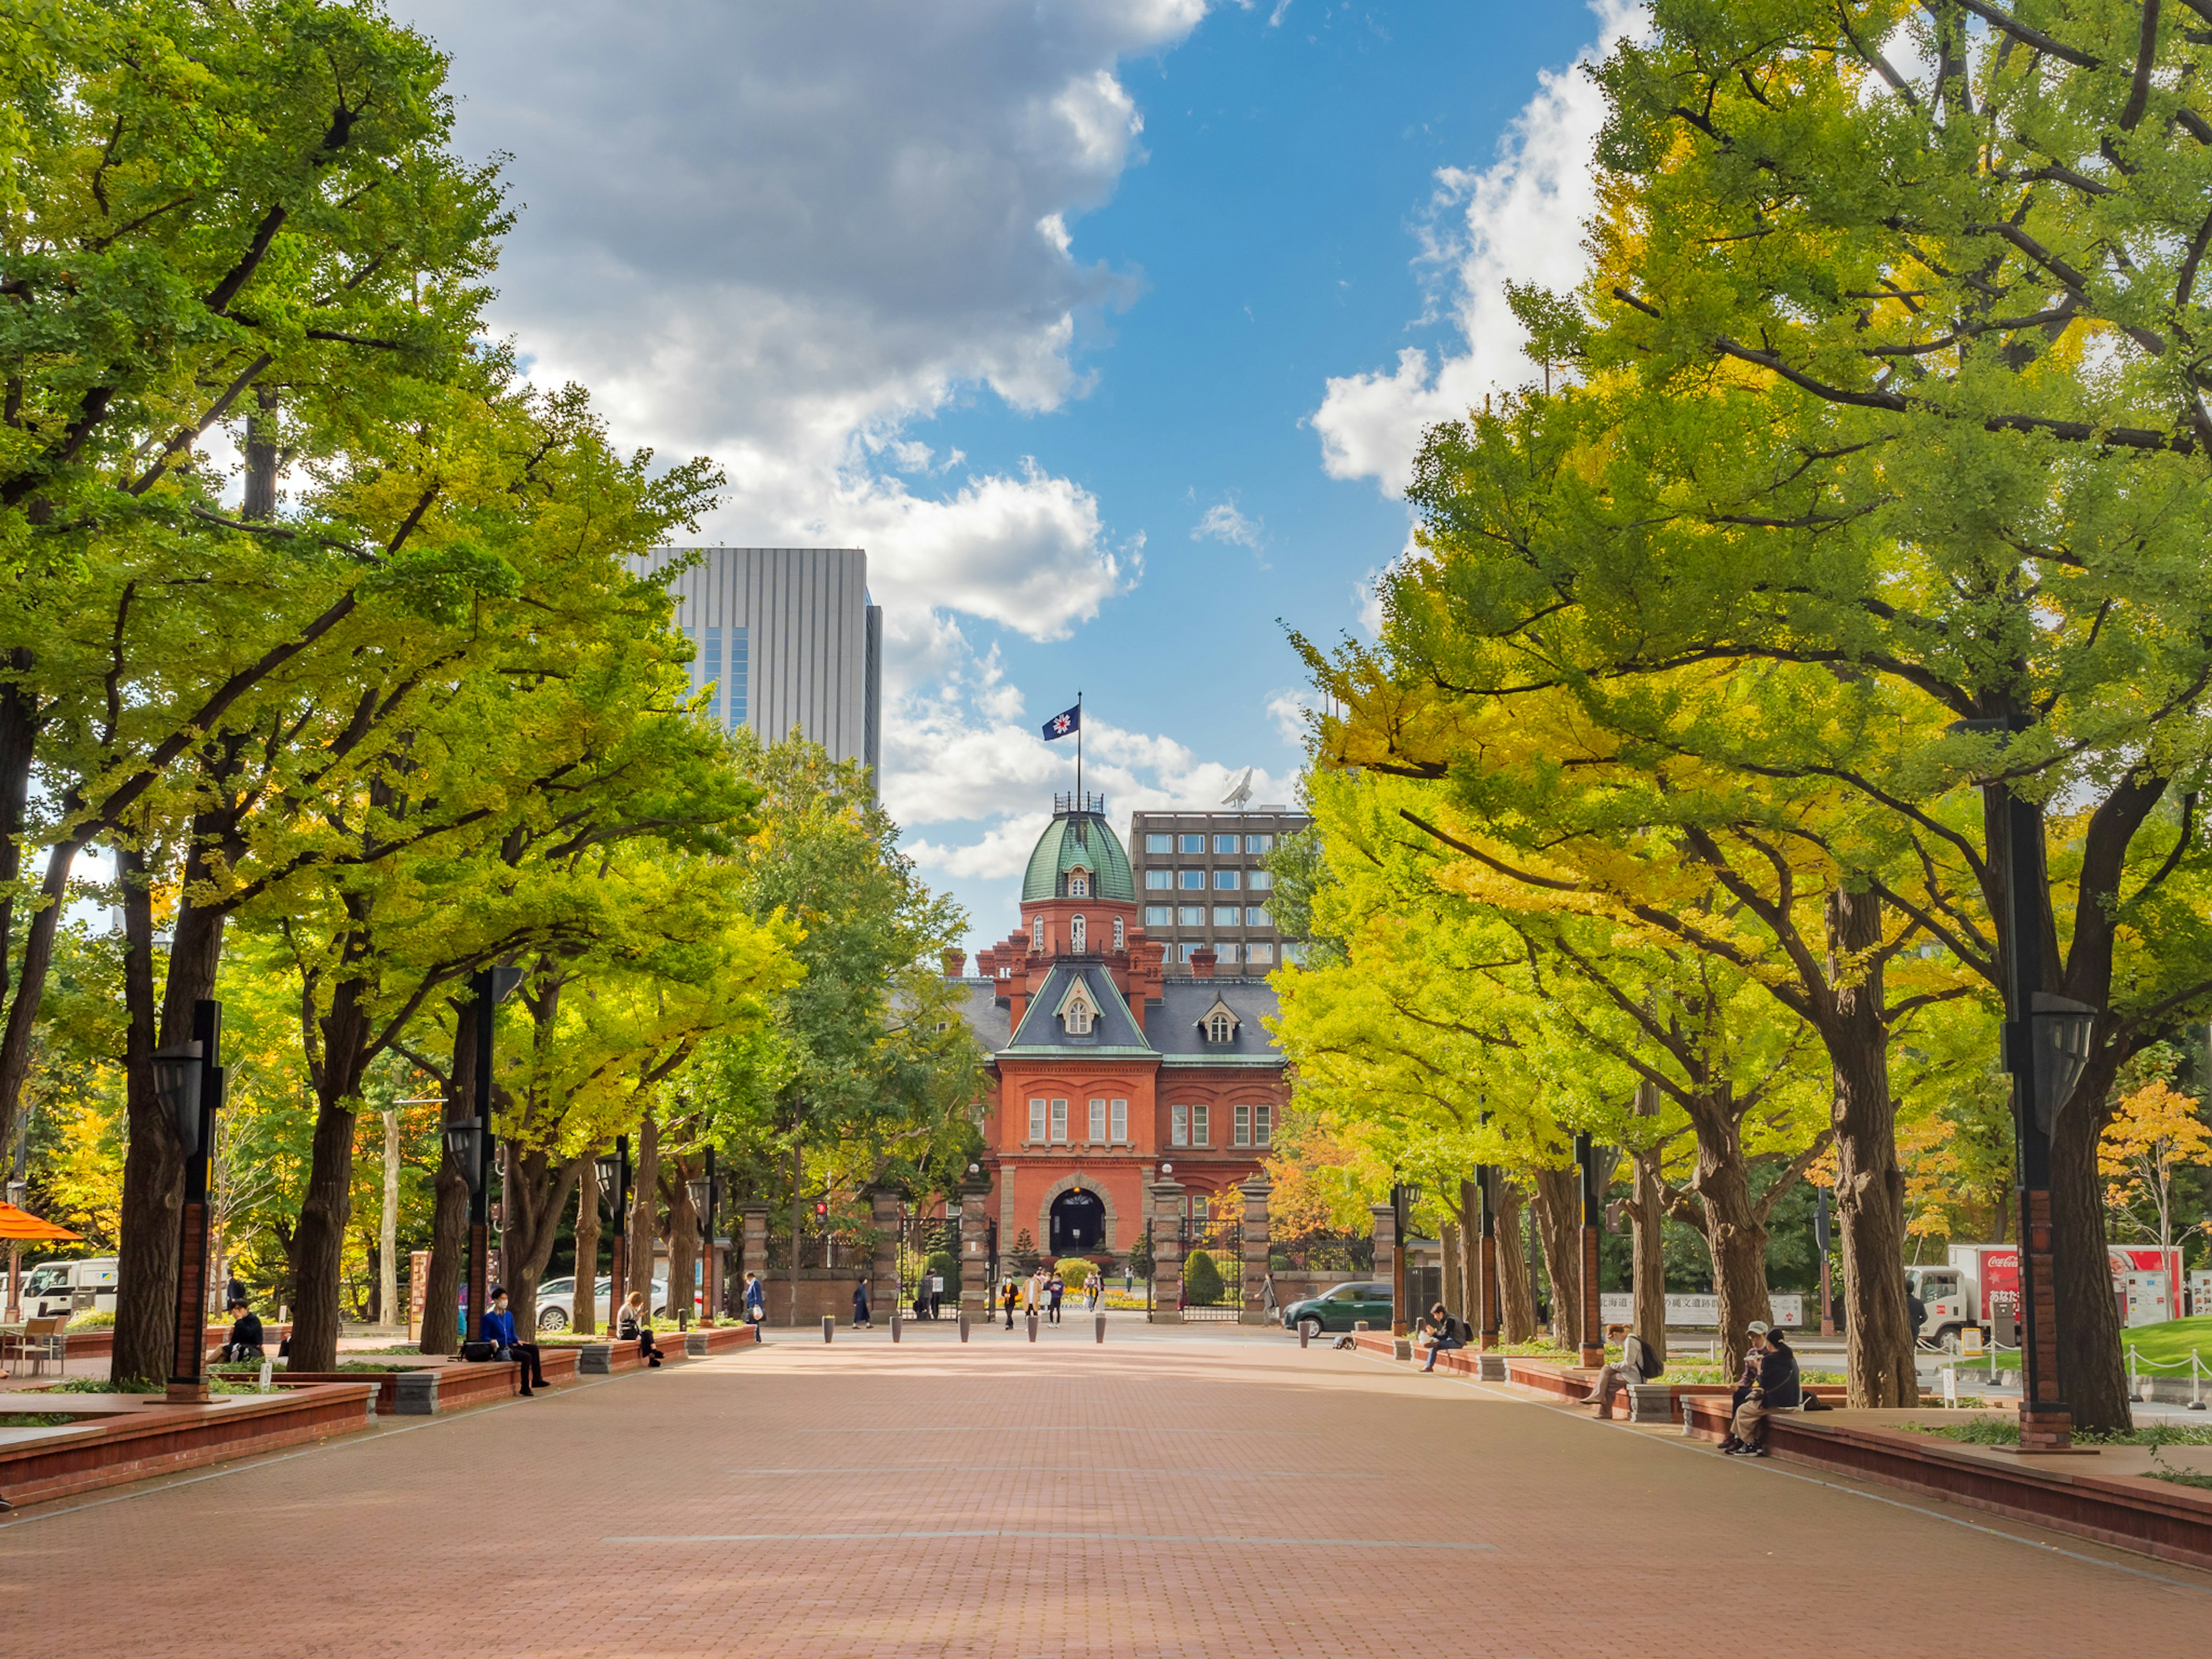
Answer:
top-left (1041, 703), bottom-right (1081, 741)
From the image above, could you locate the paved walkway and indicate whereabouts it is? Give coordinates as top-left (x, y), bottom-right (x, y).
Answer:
top-left (3, 1322), bottom-right (2206, 1656)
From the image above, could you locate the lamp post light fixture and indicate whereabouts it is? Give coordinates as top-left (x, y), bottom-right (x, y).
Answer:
top-left (152, 1002), bottom-right (223, 1403)
top-left (460, 965), bottom-right (524, 1353)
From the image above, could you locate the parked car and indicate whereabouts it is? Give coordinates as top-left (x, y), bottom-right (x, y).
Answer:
top-left (533, 1277), bottom-right (667, 1331)
top-left (1281, 1281), bottom-right (1395, 1339)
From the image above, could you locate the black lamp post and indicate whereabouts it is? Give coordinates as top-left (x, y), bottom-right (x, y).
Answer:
top-left (688, 1150), bottom-right (717, 1323)
top-left (1574, 1131), bottom-right (1604, 1366)
top-left (458, 966), bottom-right (522, 1353)
top-left (1389, 1175), bottom-right (1421, 1336)
top-left (600, 1136), bottom-right (631, 1331)
top-left (1956, 717), bottom-right (2100, 1451)
top-left (1473, 1104), bottom-right (1500, 1351)
top-left (151, 999), bottom-right (222, 1403)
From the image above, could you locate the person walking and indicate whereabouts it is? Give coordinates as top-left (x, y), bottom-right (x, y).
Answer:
top-left (1047, 1271), bottom-right (1065, 1325)
top-left (929, 1273), bottom-right (944, 1320)
top-left (852, 1275), bottom-right (872, 1330)
top-left (743, 1271), bottom-right (767, 1338)
top-left (618, 1290), bottom-right (664, 1368)
top-left (1589, 1323), bottom-right (1660, 1418)
top-left (1002, 1278), bottom-right (1018, 1330)
top-left (480, 1288), bottom-right (549, 1397)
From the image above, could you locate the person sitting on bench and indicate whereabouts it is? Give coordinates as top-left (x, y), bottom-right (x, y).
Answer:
top-left (218, 1297), bottom-right (266, 1362)
top-left (1589, 1323), bottom-right (1661, 1419)
top-left (618, 1290), bottom-right (664, 1367)
top-left (1726, 1325), bottom-right (1800, 1457)
top-left (480, 1287), bottom-right (549, 1397)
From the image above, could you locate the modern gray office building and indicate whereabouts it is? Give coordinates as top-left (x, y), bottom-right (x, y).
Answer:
top-left (637, 546), bottom-right (882, 785)
top-left (1127, 805), bottom-right (1313, 974)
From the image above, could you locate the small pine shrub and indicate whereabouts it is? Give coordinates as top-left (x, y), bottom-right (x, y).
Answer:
top-left (1052, 1257), bottom-right (1092, 1289)
top-left (1183, 1249), bottom-right (1224, 1304)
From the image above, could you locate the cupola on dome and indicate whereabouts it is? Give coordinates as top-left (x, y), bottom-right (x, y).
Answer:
top-left (1021, 800), bottom-right (1135, 903)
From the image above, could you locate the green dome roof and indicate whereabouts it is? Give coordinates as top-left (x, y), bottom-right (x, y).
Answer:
top-left (1021, 810), bottom-right (1135, 903)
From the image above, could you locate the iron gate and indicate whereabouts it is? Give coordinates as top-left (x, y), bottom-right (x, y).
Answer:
top-left (895, 1210), bottom-right (960, 1317)
top-left (1159, 1214), bottom-right (1244, 1321)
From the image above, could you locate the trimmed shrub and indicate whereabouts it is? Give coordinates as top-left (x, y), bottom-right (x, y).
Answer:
top-left (1183, 1249), bottom-right (1224, 1304)
top-left (66, 1308), bottom-right (116, 1330)
top-left (1052, 1257), bottom-right (1092, 1289)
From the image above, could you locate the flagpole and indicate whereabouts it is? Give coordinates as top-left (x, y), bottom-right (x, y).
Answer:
top-left (1075, 690), bottom-right (1084, 810)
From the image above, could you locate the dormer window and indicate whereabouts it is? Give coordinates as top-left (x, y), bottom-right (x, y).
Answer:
top-left (1068, 867), bottom-right (1090, 899)
top-left (1066, 999), bottom-right (1093, 1035)
top-left (1071, 914), bottom-right (1086, 953)
top-left (1208, 1012), bottom-right (1233, 1043)
top-left (1055, 976), bottom-right (1101, 1036)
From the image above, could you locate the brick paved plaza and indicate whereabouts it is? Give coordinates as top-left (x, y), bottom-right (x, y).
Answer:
top-left (3, 1325), bottom-right (2205, 1656)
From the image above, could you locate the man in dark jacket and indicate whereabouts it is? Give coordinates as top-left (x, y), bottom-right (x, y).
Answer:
top-left (481, 1288), bottom-right (549, 1396)
top-left (1727, 1327), bottom-right (1801, 1457)
top-left (218, 1297), bottom-right (265, 1362)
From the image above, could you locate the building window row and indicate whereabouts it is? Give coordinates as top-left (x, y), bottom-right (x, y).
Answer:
top-left (1144, 904), bottom-right (1274, 930)
top-left (1030, 1097), bottom-right (1128, 1145)
top-left (1155, 868), bottom-right (1275, 892)
top-left (1166, 1103), bottom-right (1273, 1146)
top-left (1145, 833), bottom-right (1275, 854)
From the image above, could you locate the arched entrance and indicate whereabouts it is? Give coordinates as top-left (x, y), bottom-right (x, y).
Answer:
top-left (1049, 1186), bottom-right (1105, 1254)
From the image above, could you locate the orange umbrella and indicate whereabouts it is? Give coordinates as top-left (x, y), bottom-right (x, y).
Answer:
top-left (0, 1202), bottom-right (82, 1243)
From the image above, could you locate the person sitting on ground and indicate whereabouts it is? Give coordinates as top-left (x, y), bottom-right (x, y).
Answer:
top-left (1717, 1323), bottom-right (1770, 1452)
top-left (1726, 1325), bottom-right (1801, 1457)
top-left (1589, 1323), bottom-right (1662, 1419)
top-left (218, 1296), bottom-right (266, 1363)
top-left (480, 1287), bottom-right (549, 1396)
top-left (1416, 1302), bottom-right (1468, 1373)
top-left (618, 1290), bottom-right (664, 1368)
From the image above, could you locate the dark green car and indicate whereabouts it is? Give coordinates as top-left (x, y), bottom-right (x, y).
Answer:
top-left (1282, 1281), bottom-right (1395, 1337)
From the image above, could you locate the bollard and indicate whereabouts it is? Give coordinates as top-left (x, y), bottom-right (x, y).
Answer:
top-left (891, 1313), bottom-right (902, 1343)
top-left (959, 1312), bottom-right (970, 1343)
top-left (1353, 1320), bottom-right (1369, 1334)
top-left (257, 1359), bottom-right (274, 1393)
top-left (2194, 1349), bottom-right (2205, 1411)
top-left (1300, 1323), bottom-right (1310, 1350)
top-left (823, 1315), bottom-right (834, 1343)
top-left (1095, 1312), bottom-right (1106, 1344)
top-left (1027, 1310), bottom-right (1039, 1343)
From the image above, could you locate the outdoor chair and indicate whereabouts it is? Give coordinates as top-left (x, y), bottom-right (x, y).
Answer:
top-left (7, 1317), bottom-right (67, 1378)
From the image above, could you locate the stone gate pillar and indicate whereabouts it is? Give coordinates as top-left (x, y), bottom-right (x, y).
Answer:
top-left (1238, 1176), bottom-right (1272, 1325)
top-left (738, 1205), bottom-right (769, 1294)
top-left (868, 1186), bottom-right (902, 1325)
top-left (960, 1169), bottom-right (993, 1321)
top-left (1149, 1178), bottom-right (1186, 1324)
top-left (1371, 1202), bottom-right (1400, 1334)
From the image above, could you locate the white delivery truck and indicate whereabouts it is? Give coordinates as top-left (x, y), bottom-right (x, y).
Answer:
top-left (18, 1256), bottom-right (119, 1320)
top-left (1907, 1243), bottom-right (2185, 1350)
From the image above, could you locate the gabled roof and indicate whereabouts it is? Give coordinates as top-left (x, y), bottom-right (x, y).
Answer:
top-left (1152, 976), bottom-right (1285, 1068)
top-left (1005, 963), bottom-right (1154, 1056)
top-left (952, 979), bottom-right (1012, 1050)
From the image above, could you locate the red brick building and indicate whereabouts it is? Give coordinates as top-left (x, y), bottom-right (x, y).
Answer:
top-left (949, 794), bottom-right (1287, 1264)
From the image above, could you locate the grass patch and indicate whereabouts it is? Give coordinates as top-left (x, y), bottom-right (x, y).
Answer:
top-left (0, 1411), bottom-right (75, 1427)
top-left (2147, 1468), bottom-right (2212, 1490)
top-left (2110, 1316), bottom-right (2212, 1372)
top-left (43, 1375), bottom-right (258, 1396)
top-left (1904, 1415), bottom-right (2212, 1448)
top-left (212, 1359), bottom-right (434, 1376)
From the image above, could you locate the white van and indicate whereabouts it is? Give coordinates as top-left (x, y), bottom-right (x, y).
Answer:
top-left (18, 1256), bottom-right (119, 1319)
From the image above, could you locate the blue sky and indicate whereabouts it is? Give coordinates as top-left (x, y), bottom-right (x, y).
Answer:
top-left (399, 1), bottom-right (1638, 952)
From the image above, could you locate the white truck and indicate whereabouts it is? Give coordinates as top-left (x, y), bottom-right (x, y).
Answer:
top-left (1907, 1243), bottom-right (2185, 1350)
top-left (17, 1256), bottom-right (119, 1320)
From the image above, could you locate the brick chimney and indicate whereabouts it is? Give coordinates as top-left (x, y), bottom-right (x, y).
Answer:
top-left (1190, 947), bottom-right (1217, 979)
top-left (942, 949), bottom-right (967, 980)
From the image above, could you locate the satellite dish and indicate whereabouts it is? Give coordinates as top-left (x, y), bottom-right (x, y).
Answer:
top-left (1220, 767), bottom-right (1254, 809)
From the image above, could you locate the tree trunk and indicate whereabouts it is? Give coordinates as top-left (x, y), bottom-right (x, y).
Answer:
top-left (1493, 1179), bottom-right (1536, 1343)
top-left (1440, 1218), bottom-right (1463, 1320)
top-left (1530, 1163), bottom-right (1582, 1350)
top-left (108, 842), bottom-right (177, 1385)
top-left (669, 1154), bottom-right (697, 1325)
top-left (573, 1168), bottom-right (601, 1336)
top-left (418, 1000), bottom-right (474, 1354)
top-left (495, 1146), bottom-right (583, 1336)
top-left (1628, 1159), bottom-right (1668, 1365)
top-left (1824, 886), bottom-right (1917, 1407)
top-left (1692, 1144), bottom-right (1772, 1377)
top-left (2051, 1048), bottom-right (2134, 1434)
top-left (378, 1105), bottom-right (400, 1328)
top-left (1455, 1180), bottom-right (1481, 1333)
top-left (628, 1105), bottom-right (660, 1309)
top-left (287, 956), bottom-right (378, 1374)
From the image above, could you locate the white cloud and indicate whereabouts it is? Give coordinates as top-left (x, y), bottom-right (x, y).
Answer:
top-left (1309, 1), bottom-right (1646, 495)
top-left (1191, 497), bottom-right (1265, 552)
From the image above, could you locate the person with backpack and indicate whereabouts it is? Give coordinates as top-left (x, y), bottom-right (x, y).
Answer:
top-left (1589, 1323), bottom-right (1662, 1418)
top-left (1417, 1302), bottom-right (1470, 1372)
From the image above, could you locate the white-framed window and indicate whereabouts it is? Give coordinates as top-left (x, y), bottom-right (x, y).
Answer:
top-left (1248, 833), bottom-right (1273, 853)
top-left (1178, 834), bottom-right (1206, 853)
top-left (998, 964), bottom-right (1012, 978)
top-left (1249, 869), bottom-right (1274, 892)
top-left (1213, 904), bottom-right (1240, 926)
top-left (1214, 941), bottom-right (1238, 963)
top-left (1064, 992), bottom-right (1093, 1034)
top-left (1110, 1098), bottom-right (1128, 1142)
top-left (1145, 869), bottom-right (1172, 891)
top-left (1071, 914), bottom-right (1086, 952)
top-left (1069, 869), bottom-right (1089, 897)
top-left (1246, 906), bottom-right (1271, 927)
top-left (1255, 1103), bottom-right (1272, 1146)
top-left (1032, 916), bottom-right (1044, 949)
top-left (1173, 904), bottom-right (1199, 926)
top-left (1171, 1104), bottom-right (1190, 1146)
top-left (1029, 1099), bottom-right (1047, 1142)
top-left (1113, 915), bottom-right (1126, 949)
top-left (1145, 833), bottom-right (1172, 853)
top-left (1234, 1104), bottom-right (1251, 1146)
top-left (1208, 1011), bottom-right (1234, 1043)
top-left (1214, 868), bottom-right (1241, 890)
top-left (1145, 905), bottom-right (1170, 926)
top-left (1179, 869), bottom-right (1205, 890)
top-left (1051, 1099), bottom-right (1069, 1142)
top-left (1281, 942), bottom-right (1306, 964)
top-left (1088, 1098), bottom-right (1107, 1141)
top-left (1191, 1104), bottom-right (1210, 1145)
top-left (1246, 941), bottom-right (1275, 964)
top-left (1214, 834), bottom-right (1240, 853)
